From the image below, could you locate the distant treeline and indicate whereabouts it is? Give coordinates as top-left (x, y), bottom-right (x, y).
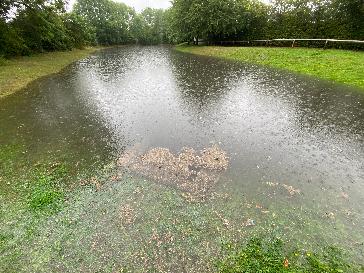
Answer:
top-left (1, 0), bottom-right (363, 57)
top-left (0, 0), bottom-right (168, 57)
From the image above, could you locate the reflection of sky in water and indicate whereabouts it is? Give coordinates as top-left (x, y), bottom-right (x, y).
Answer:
top-left (71, 47), bottom-right (363, 189)
top-left (0, 46), bottom-right (363, 258)
top-left (72, 47), bottom-right (364, 246)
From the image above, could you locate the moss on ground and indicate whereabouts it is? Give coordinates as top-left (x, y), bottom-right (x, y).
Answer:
top-left (0, 47), bottom-right (104, 99)
top-left (175, 46), bottom-right (364, 90)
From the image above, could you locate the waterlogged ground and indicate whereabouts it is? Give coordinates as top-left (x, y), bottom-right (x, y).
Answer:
top-left (0, 46), bottom-right (363, 272)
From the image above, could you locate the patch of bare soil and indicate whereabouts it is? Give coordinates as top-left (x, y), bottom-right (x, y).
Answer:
top-left (117, 145), bottom-right (229, 200)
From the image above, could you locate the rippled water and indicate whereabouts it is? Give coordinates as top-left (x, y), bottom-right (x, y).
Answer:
top-left (1, 46), bottom-right (363, 269)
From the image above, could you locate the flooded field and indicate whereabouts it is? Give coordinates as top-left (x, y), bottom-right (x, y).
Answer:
top-left (0, 46), bottom-right (363, 272)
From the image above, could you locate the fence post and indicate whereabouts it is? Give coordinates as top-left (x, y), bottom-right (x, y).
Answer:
top-left (324, 40), bottom-right (329, 49)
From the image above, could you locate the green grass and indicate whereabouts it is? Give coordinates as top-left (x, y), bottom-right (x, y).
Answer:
top-left (0, 47), bottom-right (104, 99)
top-left (217, 237), bottom-right (363, 273)
top-left (27, 170), bottom-right (66, 214)
top-left (175, 46), bottom-right (364, 90)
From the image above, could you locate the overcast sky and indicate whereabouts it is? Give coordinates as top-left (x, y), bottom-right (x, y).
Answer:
top-left (67, 0), bottom-right (172, 12)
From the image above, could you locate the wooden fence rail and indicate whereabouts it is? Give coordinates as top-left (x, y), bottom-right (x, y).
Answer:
top-left (207, 38), bottom-right (364, 49)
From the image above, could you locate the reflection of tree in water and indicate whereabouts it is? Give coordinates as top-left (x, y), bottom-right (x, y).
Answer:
top-left (77, 47), bottom-right (141, 82)
top-left (170, 51), bottom-right (241, 114)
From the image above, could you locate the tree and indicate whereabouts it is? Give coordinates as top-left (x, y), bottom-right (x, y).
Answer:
top-left (63, 12), bottom-right (96, 48)
top-left (169, 0), bottom-right (268, 42)
top-left (74, 0), bottom-right (136, 45)
top-left (133, 8), bottom-right (168, 45)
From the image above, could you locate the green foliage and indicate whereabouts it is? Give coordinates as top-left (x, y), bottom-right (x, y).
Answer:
top-left (0, 18), bottom-right (28, 57)
top-left (13, 7), bottom-right (71, 52)
top-left (168, 0), bottom-right (364, 43)
top-left (63, 12), bottom-right (96, 48)
top-left (1, 0), bottom-right (362, 57)
top-left (74, 0), bottom-right (135, 45)
top-left (0, 0), bottom-right (97, 57)
top-left (216, 237), bottom-right (362, 273)
top-left (266, 0), bottom-right (364, 40)
top-left (169, 0), bottom-right (271, 42)
top-left (134, 8), bottom-right (169, 45)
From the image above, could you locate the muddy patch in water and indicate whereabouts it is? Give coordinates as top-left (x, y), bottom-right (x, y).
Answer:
top-left (117, 145), bottom-right (229, 200)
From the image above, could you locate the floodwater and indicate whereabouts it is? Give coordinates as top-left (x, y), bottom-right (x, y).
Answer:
top-left (1, 46), bottom-right (363, 271)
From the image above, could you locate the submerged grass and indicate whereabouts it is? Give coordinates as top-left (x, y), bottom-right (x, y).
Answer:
top-left (0, 144), bottom-right (363, 272)
top-left (0, 47), bottom-right (104, 99)
top-left (175, 46), bottom-right (364, 90)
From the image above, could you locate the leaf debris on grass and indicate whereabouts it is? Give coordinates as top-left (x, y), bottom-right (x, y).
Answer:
top-left (117, 145), bottom-right (229, 200)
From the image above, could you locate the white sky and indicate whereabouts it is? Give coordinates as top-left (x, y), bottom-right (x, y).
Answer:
top-left (67, 0), bottom-right (172, 12)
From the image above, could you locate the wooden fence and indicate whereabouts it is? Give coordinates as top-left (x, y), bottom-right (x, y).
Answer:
top-left (206, 38), bottom-right (364, 49)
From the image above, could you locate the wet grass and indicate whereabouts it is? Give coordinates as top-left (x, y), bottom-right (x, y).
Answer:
top-left (27, 168), bottom-right (66, 214)
top-left (175, 46), bottom-right (364, 90)
top-left (0, 47), bottom-right (104, 99)
top-left (0, 143), bottom-right (363, 272)
top-left (217, 237), bottom-right (363, 273)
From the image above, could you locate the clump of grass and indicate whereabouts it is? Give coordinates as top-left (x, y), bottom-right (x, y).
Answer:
top-left (28, 182), bottom-right (64, 212)
top-left (217, 237), bottom-right (362, 273)
top-left (27, 164), bottom-right (68, 214)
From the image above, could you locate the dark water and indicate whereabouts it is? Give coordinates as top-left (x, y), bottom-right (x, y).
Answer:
top-left (1, 46), bottom-right (363, 264)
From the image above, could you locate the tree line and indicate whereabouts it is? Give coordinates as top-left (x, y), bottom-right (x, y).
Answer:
top-left (1, 0), bottom-right (363, 57)
top-left (0, 0), bottom-right (169, 57)
top-left (170, 0), bottom-right (364, 43)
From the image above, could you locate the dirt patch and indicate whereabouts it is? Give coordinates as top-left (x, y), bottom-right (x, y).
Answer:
top-left (117, 145), bottom-right (229, 200)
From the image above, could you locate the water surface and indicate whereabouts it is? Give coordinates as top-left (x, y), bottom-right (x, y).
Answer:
top-left (1, 46), bottom-right (363, 270)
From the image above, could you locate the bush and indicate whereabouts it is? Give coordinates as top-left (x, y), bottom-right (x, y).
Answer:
top-left (0, 20), bottom-right (28, 57)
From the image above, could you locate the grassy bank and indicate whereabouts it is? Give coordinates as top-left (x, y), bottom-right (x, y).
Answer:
top-left (176, 46), bottom-right (364, 90)
top-left (0, 47), bottom-right (103, 99)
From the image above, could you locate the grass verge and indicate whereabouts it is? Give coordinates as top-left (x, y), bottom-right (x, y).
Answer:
top-left (0, 47), bottom-right (104, 99)
top-left (175, 46), bottom-right (364, 90)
